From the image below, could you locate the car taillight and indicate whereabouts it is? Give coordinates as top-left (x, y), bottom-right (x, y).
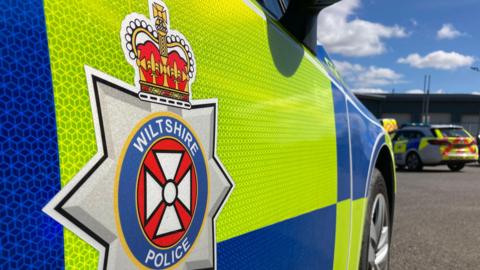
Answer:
top-left (428, 139), bottom-right (450, 145)
top-left (456, 137), bottom-right (475, 146)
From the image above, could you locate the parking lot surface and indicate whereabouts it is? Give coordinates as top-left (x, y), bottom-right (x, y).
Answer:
top-left (391, 164), bottom-right (480, 269)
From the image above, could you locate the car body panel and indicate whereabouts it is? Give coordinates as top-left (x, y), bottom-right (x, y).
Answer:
top-left (1, 0), bottom-right (394, 269)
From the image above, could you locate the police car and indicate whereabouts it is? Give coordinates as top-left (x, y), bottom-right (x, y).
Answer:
top-left (393, 124), bottom-right (479, 171)
top-left (2, 0), bottom-right (396, 269)
top-left (478, 134), bottom-right (480, 163)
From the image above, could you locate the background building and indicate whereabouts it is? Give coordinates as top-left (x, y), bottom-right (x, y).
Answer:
top-left (355, 93), bottom-right (480, 136)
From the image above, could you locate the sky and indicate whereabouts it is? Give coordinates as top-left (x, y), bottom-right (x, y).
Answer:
top-left (316, 0), bottom-right (480, 94)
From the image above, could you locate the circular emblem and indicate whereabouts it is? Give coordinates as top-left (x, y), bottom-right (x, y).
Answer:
top-left (115, 113), bottom-right (208, 269)
top-left (137, 138), bottom-right (198, 248)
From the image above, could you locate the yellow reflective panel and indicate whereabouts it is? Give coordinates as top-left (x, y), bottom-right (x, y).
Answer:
top-left (45, 0), bottom-right (338, 267)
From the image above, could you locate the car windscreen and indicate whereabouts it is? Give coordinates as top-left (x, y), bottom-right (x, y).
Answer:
top-left (434, 128), bottom-right (470, 138)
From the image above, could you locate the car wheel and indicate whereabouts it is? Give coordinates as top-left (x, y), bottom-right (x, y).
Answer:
top-left (405, 152), bottom-right (422, 171)
top-left (360, 169), bottom-right (391, 270)
top-left (447, 163), bottom-right (465, 172)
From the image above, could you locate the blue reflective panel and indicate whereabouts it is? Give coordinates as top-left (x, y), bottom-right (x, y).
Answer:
top-left (332, 84), bottom-right (351, 201)
top-left (348, 101), bottom-right (384, 199)
top-left (0, 0), bottom-right (64, 268)
top-left (218, 205), bottom-right (336, 270)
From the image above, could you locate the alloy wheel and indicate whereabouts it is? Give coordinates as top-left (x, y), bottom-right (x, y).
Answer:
top-left (368, 193), bottom-right (389, 270)
top-left (406, 153), bottom-right (420, 171)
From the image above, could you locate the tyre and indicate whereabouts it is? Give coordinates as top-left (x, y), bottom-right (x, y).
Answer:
top-left (405, 152), bottom-right (422, 171)
top-left (360, 169), bottom-right (391, 270)
top-left (447, 163), bottom-right (465, 172)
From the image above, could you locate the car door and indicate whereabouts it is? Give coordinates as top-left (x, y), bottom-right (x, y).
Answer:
top-left (393, 131), bottom-right (410, 165)
top-left (404, 131), bottom-right (426, 158)
top-left (213, 1), bottom-right (345, 269)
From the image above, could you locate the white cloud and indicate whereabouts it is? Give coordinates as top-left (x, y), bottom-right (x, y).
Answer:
top-left (397, 50), bottom-right (475, 70)
top-left (358, 66), bottom-right (404, 86)
top-left (334, 60), bottom-right (404, 88)
top-left (472, 91), bottom-right (480, 95)
top-left (355, 88), bottom-right (451, 94)
top-left (317, 0), bottom-right (408, 57)
top-left (405, 89), bottom-right (424, 94)
top-left (352, 88), bottom-right (388, 94)
top-left (405, 89), bottom-right (445, 94)
top-left (437, 24), bottom-right (464, 39)
top-left (333, 60), bottom-right (364, 75)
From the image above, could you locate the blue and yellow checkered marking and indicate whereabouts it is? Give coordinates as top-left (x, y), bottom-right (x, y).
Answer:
top-left (0, 0), bottom-right (389, 268)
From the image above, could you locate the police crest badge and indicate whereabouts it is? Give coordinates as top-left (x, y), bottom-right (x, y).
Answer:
top-left (44, 1), bottom-right (234, 269)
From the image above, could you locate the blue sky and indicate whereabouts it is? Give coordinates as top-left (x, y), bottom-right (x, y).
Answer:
top-left (316, 0), bottom-right (480, 94)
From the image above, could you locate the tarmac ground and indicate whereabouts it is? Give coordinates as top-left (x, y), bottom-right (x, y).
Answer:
top-left (391, 163), bottom-right (480, 269)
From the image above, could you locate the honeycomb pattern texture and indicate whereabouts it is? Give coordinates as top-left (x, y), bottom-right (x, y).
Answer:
top-left (44, 1), bottom-right (148, 268)
top-left (0, 0), bottom-right (64, 269)
top-left (44, 0), bottom-right (337, 268)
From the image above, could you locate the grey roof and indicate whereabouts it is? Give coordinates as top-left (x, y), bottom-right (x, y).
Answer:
top-left (400, 124), bottom-right (464, 130)
top-left (399, 126), bottom-right (432, 131)
top-left (430, 124), bottom-right (463, 129)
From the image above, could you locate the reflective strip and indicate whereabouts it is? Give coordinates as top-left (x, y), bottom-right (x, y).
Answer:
top-left (348, 198), bottom-right (367, 270)
top-left (333, 199), bottom-right (351, 270)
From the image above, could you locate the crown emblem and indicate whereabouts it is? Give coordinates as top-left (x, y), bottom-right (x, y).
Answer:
top-left (121, 1), bottom-right (195, 109)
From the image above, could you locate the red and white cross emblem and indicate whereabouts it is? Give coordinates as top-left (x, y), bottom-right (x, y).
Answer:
top-left (136, 138), bottom-right (198, 248)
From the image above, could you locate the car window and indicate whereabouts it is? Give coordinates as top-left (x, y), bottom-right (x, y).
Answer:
top-left (394, 131), bottom-right (408, 141)
top-left (257, 0), bottom-right (284, 19)
top-left (412, 131), bottom-right (424, 139)
top-left (279, 0), bottom-right (289, 11)
top-left (405, 131), bottom-right (415, 140)
top-left (435, 128), bottom-right (470, 138)
top-left (395, 130), bottom-right (424, 140)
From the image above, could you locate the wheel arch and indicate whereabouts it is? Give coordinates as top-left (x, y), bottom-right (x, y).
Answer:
top-left (405, 149), bottom-right (422, 162)
top-left (374, 145), bottom-right (396, 226)
top-left (397, 148), bottom-right (421, 167)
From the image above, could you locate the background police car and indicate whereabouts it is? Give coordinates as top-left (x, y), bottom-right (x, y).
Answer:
top-left (393, 125), bottom-right (479, 172)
